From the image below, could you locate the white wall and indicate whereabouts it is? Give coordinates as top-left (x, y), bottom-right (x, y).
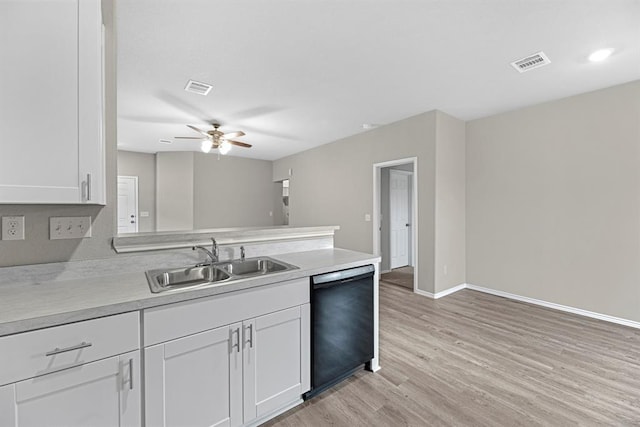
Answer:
top-left (466, 80), bottom-right (640, 322)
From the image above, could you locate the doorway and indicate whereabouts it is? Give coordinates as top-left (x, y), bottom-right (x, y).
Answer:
top-left (373, 158), bottom-right (418, 292)
top-left (117, 175), bottom-right (138, 233)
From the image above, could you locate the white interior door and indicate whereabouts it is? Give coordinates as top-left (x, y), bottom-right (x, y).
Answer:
top-left (390, 170), bottom-right (410, 269)
top-left (117, 176), bottom-right (138, 233)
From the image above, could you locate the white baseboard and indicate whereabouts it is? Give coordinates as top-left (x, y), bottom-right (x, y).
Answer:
top-left (411, 282), bottom-right (640, 330)
top-left (414, 288), bottom-right (435, 299)
top-left (414, 283), bottom-right (466, 300)
top-left (466, 283), bottom-right (640, 330)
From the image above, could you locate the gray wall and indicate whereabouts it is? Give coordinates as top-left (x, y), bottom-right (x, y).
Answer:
top-left (193, 154), bottom-right (277, 229)
top-left (274, 111), bottom-right (466, 294)
top-left (466, 80), bottom-right (640, 322)
top-left (156, 152), bottom-right (194, 231)
top-left (0, 0), bottom-right (118, 267)
top-left (380, 168), bottom-right (391, 271)
top-left (434, 112), bottom-right (466, 293)
top-left (272, 181), bottom-right (286, 226)
top-left (117, 150), bottom-right (156, 232)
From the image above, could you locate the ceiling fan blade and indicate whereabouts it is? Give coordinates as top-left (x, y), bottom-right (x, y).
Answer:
top-left (187, 124), bottom-right (211, 137)
top-left (174, 136), bottom-right (206, 139)
top-left (226, 140), bottom-right (252, 148)
top-left (222, 131), bottom-right (245, 139)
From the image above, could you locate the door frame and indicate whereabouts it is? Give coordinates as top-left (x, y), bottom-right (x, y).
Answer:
top-left (117, 175), bottom-right (139, 234)
top-left (373, 157), bottom-right (418, 293)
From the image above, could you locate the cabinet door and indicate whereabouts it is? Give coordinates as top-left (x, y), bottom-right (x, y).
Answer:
top-left (145, 324), bottom-right (243, 427)
top-left (0, 0), bottom-right (104, 204)
top-left (243, 304), bottom-right (310, 423)
top-left (0, 351), bottom-right (140, 427)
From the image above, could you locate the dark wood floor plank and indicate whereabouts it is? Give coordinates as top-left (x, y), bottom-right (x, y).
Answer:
top-left (263, 281), bottom-right (640, 426)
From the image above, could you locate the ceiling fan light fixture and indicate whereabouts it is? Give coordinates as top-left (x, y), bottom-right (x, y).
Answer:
top-left (219, 140), bottom-right (232, 155)
top-left (200, 140), bottom-right (212, 153)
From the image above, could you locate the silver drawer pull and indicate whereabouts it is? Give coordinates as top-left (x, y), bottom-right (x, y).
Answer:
top-left (129, 358), bottom-right (134, 390)
top-left (45, 341), bottom-right (92, 357)
top-left (86, 173), bottom-right (92, 201)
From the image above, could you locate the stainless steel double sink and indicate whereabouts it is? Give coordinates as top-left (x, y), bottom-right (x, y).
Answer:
top-left (145, 257), bottom-right (299, 293)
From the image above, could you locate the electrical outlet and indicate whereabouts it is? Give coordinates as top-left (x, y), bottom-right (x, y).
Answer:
top-left (2, 216), bottom-right (25, 240)
top-left (49, 216), bottom-right (92, 240)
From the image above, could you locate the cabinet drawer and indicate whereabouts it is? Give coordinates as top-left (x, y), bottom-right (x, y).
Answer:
top-left (145, 278), bottom-right (309, 347)
top-left (0, 311), bottom-right (139, 386)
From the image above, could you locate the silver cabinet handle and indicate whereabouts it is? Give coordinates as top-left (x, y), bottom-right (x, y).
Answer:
top-left (128, 358), bottom-right (134, 390)
top-left (45, 341), bottom-right (92, 357)
top-left (230, 327), bottom-right (240, 353)
top-left (245, 324), bottom-right (254, 348)
top-left (86, 173), bottom-right (92, 201)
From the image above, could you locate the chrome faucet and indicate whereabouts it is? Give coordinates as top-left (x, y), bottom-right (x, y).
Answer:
top-left (192, 237), bottom-right (219, 265)
top-left (240, 246), bottom-right (245, 262)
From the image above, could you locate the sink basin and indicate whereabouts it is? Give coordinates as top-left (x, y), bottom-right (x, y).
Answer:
top-left (218, 257), bottom-right (298, 277)
top-left (146, 265), bottom-right (231, 293)
top-left (145, 256), bottom-right (298, 293)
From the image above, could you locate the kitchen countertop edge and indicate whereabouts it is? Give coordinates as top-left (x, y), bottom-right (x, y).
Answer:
top-left (0, 248), bottom-right (380, 337)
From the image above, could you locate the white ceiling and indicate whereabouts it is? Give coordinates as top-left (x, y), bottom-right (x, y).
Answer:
top-left (117, 0), bottom-right (640, 160)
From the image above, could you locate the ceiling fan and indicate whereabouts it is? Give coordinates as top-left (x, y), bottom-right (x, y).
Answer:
top-left (175, 123), bottom-right (251, 155)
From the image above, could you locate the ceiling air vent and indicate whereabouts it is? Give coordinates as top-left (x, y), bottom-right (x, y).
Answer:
top-left (159, 139), bottom-right (172, 144)
top-left (184, 79), bottom-right (213, 96)
top-left (510, 51), bottom-right (551, 73)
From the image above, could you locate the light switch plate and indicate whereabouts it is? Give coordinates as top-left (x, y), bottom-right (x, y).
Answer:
top-left (2, 216), bottom-right (25, 240)
top-left (50, 216), bottom-right (92, 240)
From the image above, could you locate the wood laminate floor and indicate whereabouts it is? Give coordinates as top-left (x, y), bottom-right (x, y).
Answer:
top-left (264, 282), bottom-right (640, 426)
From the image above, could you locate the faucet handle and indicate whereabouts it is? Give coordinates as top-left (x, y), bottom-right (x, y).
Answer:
top-left (211, 237), bottom-right (219, 257)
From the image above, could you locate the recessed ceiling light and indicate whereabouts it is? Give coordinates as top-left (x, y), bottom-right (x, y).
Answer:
top-left (362, 123), bottom-right (379, 129)
top-left (184, 79), bottom-right (213, 96)
top-left (588, 48), bottom-right (614, 62)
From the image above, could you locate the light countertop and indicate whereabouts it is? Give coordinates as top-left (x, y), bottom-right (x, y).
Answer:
top-left (0, 248), bottom-right (379, 337)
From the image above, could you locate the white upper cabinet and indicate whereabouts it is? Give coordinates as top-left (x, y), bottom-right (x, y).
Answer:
top-left (0, 0), bottom-right (105, 204)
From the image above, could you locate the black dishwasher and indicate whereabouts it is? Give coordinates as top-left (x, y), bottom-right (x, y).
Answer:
top-left (303, 264), bottom-right (375, 400)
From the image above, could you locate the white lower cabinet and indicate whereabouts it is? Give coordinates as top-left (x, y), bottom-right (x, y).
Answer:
top-left (145, 323), bottom-right (243, 427)
top-left (243, 305), bottom-right (310, 423)
top-left (0, 351), bottom-right (140, 427)
top-left (144, 278), bottom-right (310, 427)
top-left (0, 312), bottom-right (141, 427)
